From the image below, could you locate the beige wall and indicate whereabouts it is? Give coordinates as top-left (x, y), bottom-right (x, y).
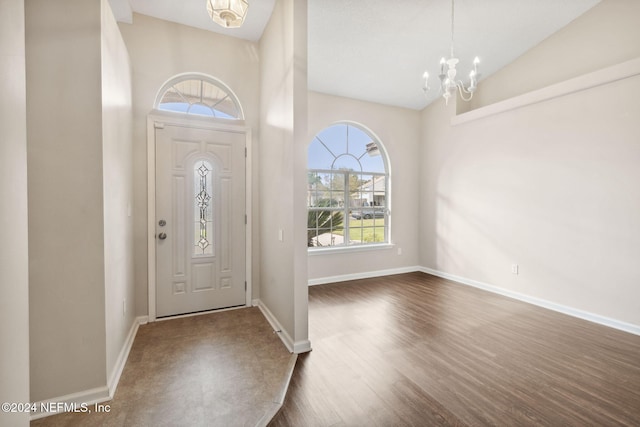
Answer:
top-left (420, 0), bottom-right (640, 327)
top-left (259, 0), bottom-right (310, 351)
top-left (101, 0), bottom-right (134, 385)
top-left (120, 1), bottom-right (310, 350)
top-left (291, 0), bottom-right (310, 347)
top-left (26, 0), bottom-right (107, 401)
top-left (0, 0), bottom-right (30, 425)
top-left (118, 13), bottom-right (261, 316)
top-left (307, 92), bottom-right (421, 281)
top-left (468, 0), bottom-right (640, 110)
top-left (25, 0), bottom-right (134, 402)
top-left (5, 1), bottom-right (637, 414)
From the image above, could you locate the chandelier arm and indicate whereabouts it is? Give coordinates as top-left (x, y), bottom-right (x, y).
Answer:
top-left (457, 84), bottom-right (474, 101)
top-left (452, 78), bottom-right (478, 95)
top-left (455, 82), bottom-right (473, 94)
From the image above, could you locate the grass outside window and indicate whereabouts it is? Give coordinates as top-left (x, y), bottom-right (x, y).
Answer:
top-left (332, 218), bottom-right (386, 243)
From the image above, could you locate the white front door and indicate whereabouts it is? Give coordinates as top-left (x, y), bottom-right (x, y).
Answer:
top-left (155, 123), bottom-right (246, 317)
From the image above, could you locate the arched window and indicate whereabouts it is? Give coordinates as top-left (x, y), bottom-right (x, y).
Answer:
top-left (307, 123), bottom-right (389, 249)
top-left (154, 73), bottom-right (244, 120)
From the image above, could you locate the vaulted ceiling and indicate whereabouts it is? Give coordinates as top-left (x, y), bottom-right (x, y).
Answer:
top-left (108, 0), bottom-right (600, 110)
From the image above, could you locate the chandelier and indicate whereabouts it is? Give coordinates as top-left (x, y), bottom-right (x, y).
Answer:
top-left (423, 0), bottom-right (480, 105)
top-left (207, 0), bottom-right (249, 29)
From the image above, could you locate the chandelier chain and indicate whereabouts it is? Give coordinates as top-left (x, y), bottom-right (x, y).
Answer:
top-left (450, 0), bottom-right (455, 57)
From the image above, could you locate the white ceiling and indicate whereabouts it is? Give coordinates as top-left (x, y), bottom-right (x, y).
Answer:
top-left (109, 0), bottom-right (601, 110)
top-left (109, 0), bottom-right (277, 42)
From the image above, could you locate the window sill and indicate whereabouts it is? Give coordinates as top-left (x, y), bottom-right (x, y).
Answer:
top-left (308, 243), bottom-right (395, 256)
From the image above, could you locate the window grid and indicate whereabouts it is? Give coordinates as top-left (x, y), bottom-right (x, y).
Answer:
top-left (308, 123), bottom-right (388, 249)
top-left (156, 77), bottom-right (241, 119)
top-left (307, 169), bottom-right (387, 248)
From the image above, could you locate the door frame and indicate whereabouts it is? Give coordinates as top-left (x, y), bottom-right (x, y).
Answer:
top-left (146, 110), bottom-right (252, 322)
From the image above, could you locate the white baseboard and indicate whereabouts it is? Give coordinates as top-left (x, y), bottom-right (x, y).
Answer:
top-left (308, 265), bottom-right (422, 286)
top-left (29, 386), bottom-right (111, 420)
top-left (256, 299), bottom-right (294, 352)
top-left (308, 265), bottom-right (640, 336)
top-left (419, 267), bottom-right (640, 337)
top-left (107, 315), bottom-right (147, 398)
top-left (256, 300), bottom-right (312, 354)
top-left (292, 338), bottom-right (312, 354)
top-left (31, 315), bottom-right (146, 421)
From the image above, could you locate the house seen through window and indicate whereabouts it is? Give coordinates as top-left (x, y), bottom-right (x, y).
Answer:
top-left (307, 123), bottom-right (389, 249)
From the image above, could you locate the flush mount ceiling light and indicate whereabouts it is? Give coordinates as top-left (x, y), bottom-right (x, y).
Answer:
top-left (423, 0), bottom-right (480, 105)
top-left (207, 0), bottom-right (249, 29)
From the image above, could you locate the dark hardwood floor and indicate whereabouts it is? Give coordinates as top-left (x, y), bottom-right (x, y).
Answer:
top-left (270, 272), bottom-right (640, 426)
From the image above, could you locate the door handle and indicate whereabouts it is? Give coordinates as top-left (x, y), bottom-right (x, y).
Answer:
top-left (158, 232), bottom-right (167, 240)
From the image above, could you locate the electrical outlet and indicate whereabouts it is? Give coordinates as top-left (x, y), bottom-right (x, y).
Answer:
top-left (511, 264), bottom-right (519, 275)
top-left (397, 247), bottom-right (402, 255)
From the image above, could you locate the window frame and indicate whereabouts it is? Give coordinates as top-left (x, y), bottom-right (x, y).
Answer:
top-left (307, 123), bottom-right (391, 252)
top-left (153, 72), bottom-right (245, 120)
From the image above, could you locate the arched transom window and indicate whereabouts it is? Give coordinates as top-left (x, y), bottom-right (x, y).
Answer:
top-left (154, 74), bottom-right (243, 120)
top-left (307, 123), bottom-right (389, 249)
